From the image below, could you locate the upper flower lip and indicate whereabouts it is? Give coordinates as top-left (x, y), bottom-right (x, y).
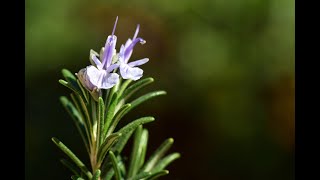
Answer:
top-left (102, 35), bottom-right (117, 69)
top-left (123, 37), bottom-right (146, 63)
top-left (119, 24), bottom-right (147, 64)
top-left (102, 16), bottom-right (119, 70)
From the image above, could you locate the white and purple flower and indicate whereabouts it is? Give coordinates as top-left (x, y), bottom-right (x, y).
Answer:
top-left (118, 24), bottom-right (149, 81)
top-left (77, 17), bottom-right (120, 91)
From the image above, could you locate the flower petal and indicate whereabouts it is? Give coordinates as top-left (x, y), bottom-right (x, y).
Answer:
top-left (128, 58), bottom-right (149, 67)
top-left (124, 38), bottom-right (132, 49)
top-left (120, 64), bottom-right (144, 81)
top-left (119, 45), bottom-right (126, 63)
top-left (86, 66), bottom-right (119, 89)
top-left (101, 73), bottom-right (119, 89)
top-left (123, 37), bottom-right (146, 62)
top-left (102, 35), bottom-right (117, 69)
top-left (107, 63), bottom-right (120, 73)
top-left (86, 65), bottom-right (106, 89)
top-left (119, 39), bottom-right (132, 63)
top-left (91, 54), bottom-right (103, 70)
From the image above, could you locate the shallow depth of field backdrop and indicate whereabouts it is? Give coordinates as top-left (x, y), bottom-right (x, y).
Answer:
top-left (26, 0), bottom-right (294, 179)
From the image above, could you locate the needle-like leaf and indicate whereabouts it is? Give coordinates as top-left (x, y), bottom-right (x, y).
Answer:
top-left (103, 93), bottom-right (119, 137)
top-left (60, 159), bottom-right (81, 177)
top-left (127, 127), bottom-right (149, 178)
top-left (97, 133), bottom-right (122, 164)
top-left (151, 153), bottom-right (181, 173)
top-left (109, 151), bottom-right (121, 180)
top-left (59, 96), bottom-right (90, 154)
top-left (129, 172), bottom-right (151, 180)
top-left (117, 117), bottom-right (155, 136)
top-left (97, 97), bottom-right (104, 146)
top-left (122, 77), bottom-right (154, 101)
top-left (145, 170), bottom-right (169, 180)
top-left (51, 137), bottom-right (92, 179)
top-left (106, 103), bottom-right (131, 136)
top-left (128, 91), bottom-right (166, 113)
top-left (141, 138), bottom-right (174, 172)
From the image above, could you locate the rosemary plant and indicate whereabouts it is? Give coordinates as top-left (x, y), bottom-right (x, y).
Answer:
top-left (52, 17), bottom-right (180, 180)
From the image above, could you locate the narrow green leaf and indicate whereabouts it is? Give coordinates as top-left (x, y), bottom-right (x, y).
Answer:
top-left (60, 96), bottom-right (90, 153)
top-left (129, 172), bottom-right (151, 180)
top-left (97, 133), bottom-right (122, 164)
top-left (104, 169), bottom-right (114, 180)
top-left (77, 93), bottom-right (93, 140)
top-left (104, 88), bottom-right (110, 109)
top-left (145, 170), bottom-right (169, 180)
top-left (117, 79), bottom-right (132, 97)
top-left (151, 153), bottom-right (181, 173)
top-left (141, 138), bottom-right (174, 172)
top-left (61, 69), bottom-right (81, 93)
top-left (76, 79), bottom-right (89, 103)
top-left (102, 155), bottom-right (125, 180)
top-left (117, 117), bottom-right (155, 136)
top-left (106, 80), bottom-right (121, 109)
top-left (98, 97), bottom-right (104, 146)
top-left (90, 96), bottom-right (98, 144)
top-left (122, 77), bottom-right (154, 101)
top-left (92, 169), bottom-right (101, 180)
top-left (51, 137), bottom-right (92, 179)
top-left (59, 69), bottom-right (88, 100)
top-left (106, 103), bottom-right (131, 136)
top-left (101, 130), bottom-right (134, 178)
top-left (60, 69), bottom-right (87, 102)
top-left (60, 96), bottom-right (83, 125)
top-left (103, 93), bottom-right (119, 138)
top-left (130, 91), bottom-right (166, 109)
top-left (59, 79), bottom-right (80, 95)
top-left (60, 159), bottom-right (80, 176)
top-left (128, 127), bottom-right (149, 178)
top-left (127, 126), bottom-right (143, 178)
top-left (109, 151), bottom-right (121, 180)
top-left (111, 121), bottom-right (134, 154)
top-left (90, 96), bottom-right (97, 126)
top-left (118, 156), bottom-right (127, 177)
top-left (71, 175), bottom-right (83, 180)
top-left (139, 129), bottom-right (149, 168)
top-left (72, 93), bottom-right (93, 148)
top-left (62, 69), bottom-right (76, 81)
top-left (70, 93), bottom-right (89, 142)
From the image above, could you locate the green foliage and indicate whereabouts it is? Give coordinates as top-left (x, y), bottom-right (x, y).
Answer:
top-left (53, 72), bottom-right (180, 179)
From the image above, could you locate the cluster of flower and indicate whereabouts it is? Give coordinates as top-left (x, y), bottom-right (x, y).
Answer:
top-left (77, 16), bottom-right (149, 94)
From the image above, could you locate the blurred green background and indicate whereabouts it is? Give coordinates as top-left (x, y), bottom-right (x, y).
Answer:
top-left (26, 0), bottom-right (294, 179)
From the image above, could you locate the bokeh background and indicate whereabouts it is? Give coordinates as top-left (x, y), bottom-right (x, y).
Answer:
top-left (26, 0), bottom-right (294, 179)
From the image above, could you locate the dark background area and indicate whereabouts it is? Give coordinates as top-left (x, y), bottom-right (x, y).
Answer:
top-left (26, 0), bottom-right (294, 179)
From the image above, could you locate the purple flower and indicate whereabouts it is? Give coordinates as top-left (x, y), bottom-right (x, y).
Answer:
top-left (77, 17), bottom-right (120, 91)
top-left (118, 24), bottom-right (149, 81)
